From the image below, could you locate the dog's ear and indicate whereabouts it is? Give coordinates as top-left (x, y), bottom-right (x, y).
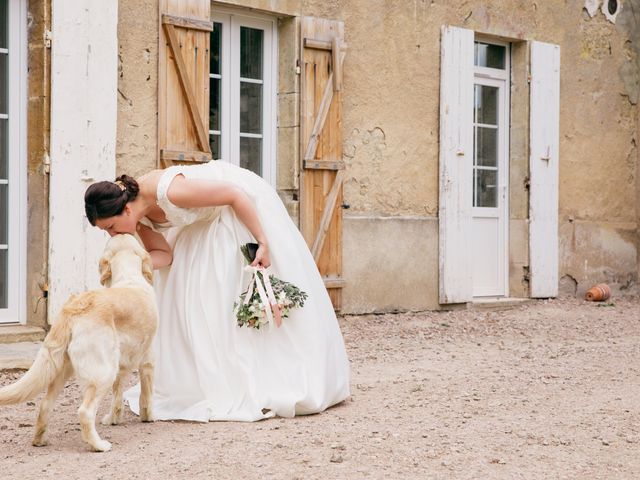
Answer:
top-left (99, 252), bottom-right (112, 286)
top-left (141, 253), bottom-right (154, 285)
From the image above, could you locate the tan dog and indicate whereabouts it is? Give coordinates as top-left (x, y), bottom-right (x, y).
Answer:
top-left (0, 234), bottom-right (158, 452)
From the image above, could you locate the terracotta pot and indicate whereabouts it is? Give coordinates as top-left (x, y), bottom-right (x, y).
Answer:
top-left (585, 283), bottom-right (611, 302)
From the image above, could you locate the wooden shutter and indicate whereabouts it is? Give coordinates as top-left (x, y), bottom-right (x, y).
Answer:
top-left (438, 26), bottom-right (474, 304)
top-left (529, 41), bottom-right (560, 298)
top-left (300, 17), bottom-right (346, 310)
top-left (158, 0), bottom-right (212, 167)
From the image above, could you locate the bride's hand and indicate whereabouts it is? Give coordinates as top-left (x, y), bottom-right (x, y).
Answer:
top-left (251, 243), bottom-right (271, 268)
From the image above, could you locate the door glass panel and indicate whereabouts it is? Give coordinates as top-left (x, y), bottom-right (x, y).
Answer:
top-left (210, 135), bottom-right (220, 160)
top-left (210, 23), bottom-right (222, 160)
top-left (0, 183), bottom-right (6, 244)
top-left (474, 169), bottom-right (497, 208)
top-left (473, 83), bottom-right (500, 208)
top-left (0, 249), bottom-right (6, 309)
top-left (474, 42), bottom-right (506, 69)
top-left (0, 1), bottom-right (6, 50)
top-left (240, 136), bottom-right (262, 175)
top-left (240, 82), bottom-right (262, 134)
top-left (475, 127), bottom-right (497, 167)
top-left (211, 22), bottom-right (221, 75)
top-left (210, 78), bottom-right (220, 131)
top-left (474, 84), bottom-right (498, 125)
top-left (0, 118), bottom-right (6, 178)
top-left (239, 26), bottom-right (264, 176)
top-left (0, 53), bottom-right (6, 114)
top-left (240, 27), bottom-right (263, 80)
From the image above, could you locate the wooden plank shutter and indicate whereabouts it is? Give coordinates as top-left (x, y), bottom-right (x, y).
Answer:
top-left (438, 26), bottom-right (474, 304)
top-left (300, 17), bottom-right (346, 310)
top-left (158, 0), bottom-right (212, 167)
top-left (529, 41), bottom-right (560, 298)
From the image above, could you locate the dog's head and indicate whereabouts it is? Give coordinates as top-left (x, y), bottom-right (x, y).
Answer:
top-left (99, 234), bottom-right (154, 287)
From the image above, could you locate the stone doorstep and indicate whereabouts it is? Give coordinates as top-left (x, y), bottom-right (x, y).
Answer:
top-left (0, 325), bottom-right (45, 371)
top-left (471, 297), bottom-right (532, 311)
top-left (0, 325), bottom-right (46, 344)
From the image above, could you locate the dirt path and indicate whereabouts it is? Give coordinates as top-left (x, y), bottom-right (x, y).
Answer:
top-left (0, 297), bottom-right (639, 479)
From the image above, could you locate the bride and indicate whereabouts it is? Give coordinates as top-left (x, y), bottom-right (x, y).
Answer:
top-left (84, 160), bottom-right (350, 422)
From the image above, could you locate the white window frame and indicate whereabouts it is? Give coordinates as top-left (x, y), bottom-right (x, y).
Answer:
top-left (212, 7), bottom-right (277, 186)
top-left (0, 0), bottom-right (27, 324)
top-left (472, 37), bottom-right (510, 297)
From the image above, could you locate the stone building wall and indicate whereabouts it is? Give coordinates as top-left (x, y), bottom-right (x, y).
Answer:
top-left (114, 0), bottom-right (640, 312)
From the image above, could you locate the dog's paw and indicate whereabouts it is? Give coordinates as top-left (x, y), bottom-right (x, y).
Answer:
top-left (140, 408), bottom-right (155, 423)
top-left (91, 439), bottom-right (112, 453)
top-left (100, 413), bottom-right (120, 426)
top-left (32, 437), bottom-right (49, 447)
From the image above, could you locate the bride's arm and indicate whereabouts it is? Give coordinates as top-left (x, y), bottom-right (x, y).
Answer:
top-left (166, 175), bottom-right (270, 267)
top-left (137, 223), bottom-right (173, 269)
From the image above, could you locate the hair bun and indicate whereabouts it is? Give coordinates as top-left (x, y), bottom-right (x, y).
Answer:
top-left (115, 174), bottom-right (140, 200)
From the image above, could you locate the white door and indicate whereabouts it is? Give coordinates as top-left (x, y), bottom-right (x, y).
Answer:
top-left (471, 41), bottom-right (509, 297)
top-left (0, 0), bottom-right (27, 324)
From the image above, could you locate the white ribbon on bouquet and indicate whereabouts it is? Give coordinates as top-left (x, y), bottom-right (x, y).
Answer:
top-left (242, 265), bottom-right (283, 327)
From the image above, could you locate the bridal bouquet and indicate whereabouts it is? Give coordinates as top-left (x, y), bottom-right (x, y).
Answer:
top-left (234, 243), bottom-right (308, 329)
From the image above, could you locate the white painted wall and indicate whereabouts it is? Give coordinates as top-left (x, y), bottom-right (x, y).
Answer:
top-left (48, 1), bottom-right (118, 320)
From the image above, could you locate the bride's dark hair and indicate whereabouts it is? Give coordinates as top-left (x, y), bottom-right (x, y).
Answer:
top-left (84, 174), bottom-right (139, 226)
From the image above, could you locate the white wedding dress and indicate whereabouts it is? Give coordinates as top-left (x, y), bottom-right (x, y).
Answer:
top-left (123, 160), bottom-right (350, 422)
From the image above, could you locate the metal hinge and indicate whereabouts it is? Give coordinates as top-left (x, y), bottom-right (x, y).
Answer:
top-left (523, 176), bottom-right (530, 189)
top-left (295, 59), bottom-right (301, 75)
top-left (43, 153), bottom-right (50, 174)
top-left (44, 29), bottom-right (52, 49)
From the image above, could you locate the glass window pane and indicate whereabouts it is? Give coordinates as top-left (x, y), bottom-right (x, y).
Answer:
top-left (0, 183), bottom-right (6, 244)
top-left (240, 82), bottom-right (262, 134)
top-left (240, 27), bottom-right (263, 80)
top-left (211, 22), bottom-right (221, 75)
top-left (240, 136), bottom-right (262, 175)
top-left (475, 85), bottom-right (498, 126)
top-left (474, 42), bottom-right (506, 69)
top-left (0, 1), bottom-right (7, 50)
top-left (0, 53), bottom-right (6, 114)
top-left (474, 169), bottom-right (497, 208)
top-left (0, 119), bottom-right (6, 178)
top-left (210, 78), bottom-right (220, 131)
top-left (0, 249), bottom-right (6, 308)
top-left (476, 127), bottom-right (498, 167)
top-left (210, 135), bottom-right (220, 160)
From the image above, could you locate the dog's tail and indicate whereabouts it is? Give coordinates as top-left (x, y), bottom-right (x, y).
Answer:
top-left (0, 312), bottom-right (72, 405)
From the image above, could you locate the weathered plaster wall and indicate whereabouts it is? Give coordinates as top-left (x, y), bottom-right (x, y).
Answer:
top-left (293, 0), bottom-right (639, 309)
top-left (115, 1), bottom-right (640, 312)
top-left (116, 0), bottom-right (158, 177)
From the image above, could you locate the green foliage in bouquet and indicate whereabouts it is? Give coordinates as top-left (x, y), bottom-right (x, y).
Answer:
top-left (235, 243), bottom-right (308, 329)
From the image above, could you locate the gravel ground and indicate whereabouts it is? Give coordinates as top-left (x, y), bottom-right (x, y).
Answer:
top-left (0, 296), bottom-right (639, 479)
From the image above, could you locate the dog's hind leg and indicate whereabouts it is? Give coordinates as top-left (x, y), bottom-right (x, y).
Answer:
top-left (101, 368), bottom-right (127, 426)
top-left (32, 360), bottom-right (73, 447)
top-left (78, 382), bottom-right (112, 452)
top-left (138, 359), bottom-right (154, 422)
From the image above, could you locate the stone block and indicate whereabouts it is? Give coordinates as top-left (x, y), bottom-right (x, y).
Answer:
top-left (277, 126), bottom-right (299, 190)
top-left (342, 215), bottom-right (439, 313)
top-left (278, 92), bottom-right (299, 129)
top-left (278, 16), bottom-right (299, 95)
